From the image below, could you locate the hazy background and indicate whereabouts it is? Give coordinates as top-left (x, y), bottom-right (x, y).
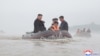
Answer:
top-left (0, 0), bottom-right (100, 35)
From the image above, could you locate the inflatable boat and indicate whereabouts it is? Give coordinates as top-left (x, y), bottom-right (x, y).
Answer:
top-left (74, 32), bottom-right (91, 37)
top-left (22, 30), bottom-right (72, 39)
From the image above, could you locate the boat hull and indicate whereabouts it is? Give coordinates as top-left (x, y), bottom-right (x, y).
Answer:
top-left (22, 30), bottom-right (72, 39)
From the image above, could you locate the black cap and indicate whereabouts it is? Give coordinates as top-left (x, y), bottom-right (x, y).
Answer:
top-left (54, 21), bottom-right (59, 24)
top-left (38, 14), bottom-right (43, 16)
top-left (52, 18), bottom-right (58, 21)
top-left (59, 16), bottom-right (64, 18)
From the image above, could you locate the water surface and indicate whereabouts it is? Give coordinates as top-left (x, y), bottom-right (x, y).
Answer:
top-left (0, 33), bottom-right (100, 56)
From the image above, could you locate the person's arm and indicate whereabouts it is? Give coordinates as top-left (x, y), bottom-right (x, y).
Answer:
top-left (34, 20), bottom-right (41, 32)
top-left (39, 21), bottom-right (46, 31)
top-left (50, 26), bottom-right (55, 31)
top-left (61, 22), bottom-right (68, 31)
top-left (64, 22), bottom-right (68, 31)
top-left (42, 21), bottom-right (46, 31)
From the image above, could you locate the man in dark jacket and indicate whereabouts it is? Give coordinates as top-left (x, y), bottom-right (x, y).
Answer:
top-left (33, 14), bottom-right (46, 33)
top-left (59, 16), bottom-right (69, 31)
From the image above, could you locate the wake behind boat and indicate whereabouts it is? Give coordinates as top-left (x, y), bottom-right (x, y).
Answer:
top-left (22, 30), bottom-right (72, 39)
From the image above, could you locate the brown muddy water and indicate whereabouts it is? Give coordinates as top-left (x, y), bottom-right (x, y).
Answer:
top-left (0, 33), bottom-right (100, 56)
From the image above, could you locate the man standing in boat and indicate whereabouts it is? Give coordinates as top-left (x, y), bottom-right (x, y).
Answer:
top-left (59, 16), bottom-right (69, 31)
top-left (33, 14), bottom-right (46, 33)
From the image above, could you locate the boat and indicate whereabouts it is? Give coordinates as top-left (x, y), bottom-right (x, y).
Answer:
top-left (74, 32), bottom-right (91, 37)
top-left (22, 30), bottom-right (72, 39)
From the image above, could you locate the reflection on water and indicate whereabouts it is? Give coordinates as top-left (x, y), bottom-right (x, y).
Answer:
top-left (0, 33), bottom-right (100, 56)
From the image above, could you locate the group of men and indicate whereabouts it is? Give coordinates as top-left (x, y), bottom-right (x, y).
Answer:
top-left (33, 14), bottom-right (69, 33)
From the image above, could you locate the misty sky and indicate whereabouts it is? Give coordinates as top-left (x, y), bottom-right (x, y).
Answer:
top-left (0, 0), bottom-right (100, 34)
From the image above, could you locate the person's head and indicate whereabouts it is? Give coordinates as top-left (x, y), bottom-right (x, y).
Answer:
top-left (37, 14), bottom-right (43, 20)
top-left (52, 18), bottom-right (58, 23)
top-left (59, 16), bottom-right (64, 22)
top-left (53, 22), bottom-right (59, 26)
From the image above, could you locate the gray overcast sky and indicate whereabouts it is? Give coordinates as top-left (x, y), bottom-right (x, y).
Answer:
top-left (0, 0), bottom-right (100, 34)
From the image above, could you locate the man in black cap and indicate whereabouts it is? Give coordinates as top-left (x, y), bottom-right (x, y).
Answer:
top-left (33, 14), bottom-right (46, 33)
top-left (59, 16), bottom-right (69, 31)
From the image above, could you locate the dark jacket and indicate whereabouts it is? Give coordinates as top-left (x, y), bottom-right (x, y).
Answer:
top-left (60, 21), bottom-right (68, 31)
top-left (33, 19), bottom-right (46, 33)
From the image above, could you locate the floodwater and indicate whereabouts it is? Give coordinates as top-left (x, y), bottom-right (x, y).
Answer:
top-left (0, 33), bottom-right (100, 56)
